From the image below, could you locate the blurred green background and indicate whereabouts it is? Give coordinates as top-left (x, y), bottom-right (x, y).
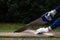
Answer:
top-left (0, 0), bottom-right (60, 24)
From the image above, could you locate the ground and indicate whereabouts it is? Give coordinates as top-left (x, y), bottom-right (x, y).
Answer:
top-left (0, 23), bottom-right (60, 40)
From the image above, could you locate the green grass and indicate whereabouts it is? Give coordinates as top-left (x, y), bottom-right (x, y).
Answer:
top-left (0, 23), bottom-right (60, 40)
top-left (0, 23), bottom-right (24, 32)
top-left (0, 38), bottom-right (60, 40)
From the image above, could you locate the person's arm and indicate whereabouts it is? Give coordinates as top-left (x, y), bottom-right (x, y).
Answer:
top-left (34, 5), bottom-right (60, 34)
top-left (41, 5), bottom-right (60, 23)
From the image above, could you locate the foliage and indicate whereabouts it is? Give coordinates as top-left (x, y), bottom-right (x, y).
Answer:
top-left (0, 0), bottom-right (60, 23)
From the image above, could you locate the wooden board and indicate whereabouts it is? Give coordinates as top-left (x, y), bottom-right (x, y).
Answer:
top-left (0, 30), bottom-right (60, 38)
top-left (0, 32), bottom-right (53, 38)
top-left (0, 32), bottom-right (60, 38)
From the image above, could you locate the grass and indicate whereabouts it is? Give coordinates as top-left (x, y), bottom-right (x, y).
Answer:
top-left (0, 23), bottom-right (60, 40)
top-left (0, 38), bottom-right (60, 40)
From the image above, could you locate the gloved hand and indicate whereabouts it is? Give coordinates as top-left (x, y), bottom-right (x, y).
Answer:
top-left (34, 27), bottom-right (49, 34)
top-left (41, 9), bottom-right (56, 23)
top-left (41, 5), bottom-right (60, 23)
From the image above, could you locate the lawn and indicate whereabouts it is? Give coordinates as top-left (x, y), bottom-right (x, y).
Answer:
top-left (0, 23), bottom-right (60, 40)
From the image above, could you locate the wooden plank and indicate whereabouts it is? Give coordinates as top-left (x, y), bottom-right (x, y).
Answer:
top-left (0, 32), bottom-right (59, 38)
top-left (0, 30), bottom-right (60, 38)
top-left (0, 32), bottom-right (53, 38)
